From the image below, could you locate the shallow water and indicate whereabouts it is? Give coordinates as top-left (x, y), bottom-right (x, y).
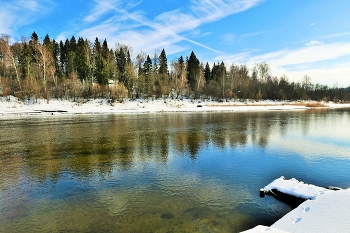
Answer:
top-left (1, 109), bottom-right (350, 232)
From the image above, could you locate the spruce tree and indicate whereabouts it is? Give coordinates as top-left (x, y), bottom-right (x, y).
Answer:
top-left (204, 62), bottom-right (211, 84)
top-left (116, 47), bottom-right (126, 85)
top-left (76, 37), bottom-right (91, 82)
top-left (58, 40), bottom-right (66, 77)
top-left (187, 51), bottom-right (200, 92)
top-left (143, 55), bottom-right (153, 96)
top-left (52, 39), bottom-right (63, 81)
top-left (158, 48), bottom-right (168, 76)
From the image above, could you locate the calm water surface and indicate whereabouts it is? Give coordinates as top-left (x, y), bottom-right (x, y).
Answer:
top-left (1, 109), bottom-right (350, 232)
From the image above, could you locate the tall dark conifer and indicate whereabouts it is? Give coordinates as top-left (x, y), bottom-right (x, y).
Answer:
top-left (204, 62), bottom-right (211, 84)
top-left (187, 51), bottom-right (200, 92)
top-left (158, 48), bottom-right (168, 76)
top-left (76, 37), bottom-right (91, 82)
top-left (116, 47), bottom-right (126, 85)
top-left (143, 55), bottom-right (153, 95)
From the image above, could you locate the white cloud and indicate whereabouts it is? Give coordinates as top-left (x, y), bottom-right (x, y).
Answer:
top-left (0, 0), bottom-right (55, 38)
top-left (310, 23), bottom-right (316, 26)
top-left (305, 40), bottom-right (324, 46)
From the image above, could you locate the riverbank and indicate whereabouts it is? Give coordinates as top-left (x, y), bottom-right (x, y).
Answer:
top-left (243, 178), bottom-right (350, 233)
top-left (1, 96), bottom-right (350, 116)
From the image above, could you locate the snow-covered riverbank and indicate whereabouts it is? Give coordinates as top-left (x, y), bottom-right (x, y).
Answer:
top-left (243, 177), bottom-right (350, 233)
top-left (1, 96), bottom-right (350, 116)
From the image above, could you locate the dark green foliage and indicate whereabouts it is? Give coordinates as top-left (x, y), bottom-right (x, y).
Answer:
top-left (187, 51), bottom-right (200, 92)
top-left (76, 37), bottom-right (92, 82)
top-left (204, 62), bottom-right (211, 84)
top-left (93, 38), bottom-right (109, 85)
top-left (18, 42), bottom-right (32, 79)
top-left (158, 48), bottom-right (168, 76)
top-left (143, 55), bottom-right (153, 95)
top-left (116, 47), bottom-right (126, 85)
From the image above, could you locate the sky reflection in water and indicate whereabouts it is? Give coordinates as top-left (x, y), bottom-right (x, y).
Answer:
top-left (0, 109), bottom-right (350, 232)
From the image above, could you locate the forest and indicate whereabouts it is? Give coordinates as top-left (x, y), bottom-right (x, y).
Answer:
top-left (1, 32), bottom-right (349, 103)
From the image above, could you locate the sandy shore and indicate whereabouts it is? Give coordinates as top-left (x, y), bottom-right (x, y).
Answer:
top-left (1, 96), bottom-right (350, 116)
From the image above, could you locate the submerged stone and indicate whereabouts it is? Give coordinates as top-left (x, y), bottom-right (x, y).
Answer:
top-left (161, 212), bottom-right (174, 219)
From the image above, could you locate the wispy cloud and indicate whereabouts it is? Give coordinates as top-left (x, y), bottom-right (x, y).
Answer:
top-left (221, 31), bottom-right (265, 43)
top-left (310, 23), bottom-right (316, 26)
top-left (0, 0), bottom-right (55, 37)
top-left (58, 0), bottom-right (263, 56)
top-left (214, 42), bottom-right (350, 86)
top-left (322, 32), bottom-right (350, 39)
top-left (305, 40), bottom-right (324, 46)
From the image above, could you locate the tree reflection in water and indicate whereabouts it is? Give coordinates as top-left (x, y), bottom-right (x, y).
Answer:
top-left (0, 110), bottom-right (329, 182)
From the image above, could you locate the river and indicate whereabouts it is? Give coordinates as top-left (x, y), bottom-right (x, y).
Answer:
top-left (1, 109), bottom-right (350, 232)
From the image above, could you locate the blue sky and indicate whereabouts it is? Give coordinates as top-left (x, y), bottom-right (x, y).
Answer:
top-left (1, 0), bottom-right (350, 87)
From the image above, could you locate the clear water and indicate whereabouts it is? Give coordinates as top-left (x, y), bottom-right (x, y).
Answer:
top-left (1, 109), bottom-right (350, 232)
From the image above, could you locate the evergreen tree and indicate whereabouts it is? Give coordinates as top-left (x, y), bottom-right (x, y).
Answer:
top-left (126, 50), bottom-right (131, 64)
top-left (143, 55), bottom-right (153, 95)
top-left (66, 36), bottom-right (77, 77)
top-left (52, 39), bottom-right (62, 83)
top-left (116, 47), bottom-right (126, 85)
top-left (76, 37), bottom-right (91, 82)
top-left (94, 37), bottom-right (108, 85)
top-left (204, 62), bottom-right (211, 84)
top-left (19, 42), bottom-right (32, 80)
top-left (187, 51), bottom-right (200, 92)
top-left (158, 48), bottom-right (168, 76)
top-left (43, 34), bottom-right (53, 54)
top-left (59, 40), bottom-right (66, 77)
top-left (31, 31), bottom-right (38, 43)
top-left (70, 36), bottom-right (77, 50)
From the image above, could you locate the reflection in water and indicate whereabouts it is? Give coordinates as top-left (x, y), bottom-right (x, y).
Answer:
top-left (1, 109), bottom-right (350, 232)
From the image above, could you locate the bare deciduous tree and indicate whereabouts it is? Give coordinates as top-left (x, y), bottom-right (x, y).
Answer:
top-left (0, 34), bottom-right (22, 92)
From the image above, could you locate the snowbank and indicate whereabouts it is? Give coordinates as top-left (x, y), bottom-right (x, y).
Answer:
top-left (262, 176), bottom-right (334, 200)
top-left (271, 188), bottom-right (350, 233)
top-left (3, 96), bottom-right (346, 116)
top-left (243, 177), bottom-right (350, 233)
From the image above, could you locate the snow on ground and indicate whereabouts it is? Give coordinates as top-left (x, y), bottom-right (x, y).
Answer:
top-left (2, 96), bottom-right (349, 116)
top-left (243, 177), bottom-right (350, 233)
top-left (271, 188), bottom-right (350, 233)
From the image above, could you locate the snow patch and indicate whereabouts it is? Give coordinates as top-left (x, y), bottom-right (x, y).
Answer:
top-left (262, 176), bottom-right (334, 200)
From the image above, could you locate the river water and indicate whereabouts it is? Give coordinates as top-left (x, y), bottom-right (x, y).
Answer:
top-left (1, 109), bottom-right (350, 232)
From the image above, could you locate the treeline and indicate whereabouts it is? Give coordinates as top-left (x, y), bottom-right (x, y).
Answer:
top-left (1, 32), bottom-right (349, 102)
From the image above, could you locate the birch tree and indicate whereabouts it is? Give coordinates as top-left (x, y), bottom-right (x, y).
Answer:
top-left (0, 34), bottom-right (22, 92)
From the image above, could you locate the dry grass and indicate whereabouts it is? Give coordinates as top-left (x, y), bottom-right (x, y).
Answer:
top-left (291, 102), bottom-right (325, 107)
top-left (208, 101), bottom-right (327, 108)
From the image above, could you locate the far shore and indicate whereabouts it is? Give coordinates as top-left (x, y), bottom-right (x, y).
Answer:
top-left (1, 96), bottom-right (350, 117)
